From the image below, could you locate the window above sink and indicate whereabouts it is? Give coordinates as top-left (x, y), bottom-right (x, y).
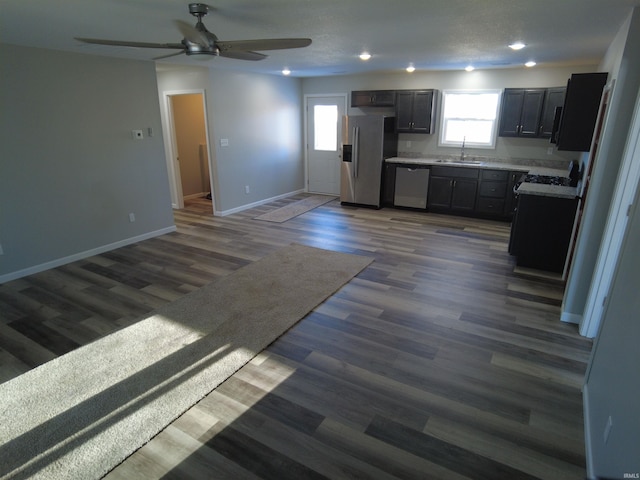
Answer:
top-left (439, 90), bottom-right (502, 149)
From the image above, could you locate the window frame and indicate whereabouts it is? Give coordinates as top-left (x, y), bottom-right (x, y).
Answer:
top-left (438, 89), bottom-right (502, 150)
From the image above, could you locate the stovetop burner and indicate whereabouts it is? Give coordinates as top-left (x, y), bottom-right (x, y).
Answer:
top-left (524, 174), bottom-right (572, 186)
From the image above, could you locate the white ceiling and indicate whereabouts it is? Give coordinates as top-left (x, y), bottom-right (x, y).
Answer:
top-left (1, 0), bottom-right (638, 77)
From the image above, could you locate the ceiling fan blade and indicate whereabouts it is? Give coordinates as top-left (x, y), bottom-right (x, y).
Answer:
top-left (217, 38), bottom-right (312, 52)
top-left (219, 50), bottom-right (267, 61)
top-left (153, 51), bottom-right (186, 60)
top-left (75, 38), bottom-right (184, 50)
top-left (174, 20), bottom-right (209, 46)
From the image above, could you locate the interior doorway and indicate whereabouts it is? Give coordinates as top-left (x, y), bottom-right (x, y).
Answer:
top-left (305, 94), bottom-right (347, 195)
top-left (165, 90), bottom-right (213, 212)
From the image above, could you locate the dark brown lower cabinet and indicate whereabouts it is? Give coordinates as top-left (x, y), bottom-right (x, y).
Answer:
top-left (509, 194), bottom-right (578, 273)
top-left (428, 166), bottom-right (478, 213)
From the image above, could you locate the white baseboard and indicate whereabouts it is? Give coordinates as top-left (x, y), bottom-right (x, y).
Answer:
top-left (0, 226), bottom-right (177, 284)
top-left (561, 311), bottom-right (582, 324)
top-left (183, 192), bottom-right (209, 200)
top-left (214, 189), bottom-right (306, 217)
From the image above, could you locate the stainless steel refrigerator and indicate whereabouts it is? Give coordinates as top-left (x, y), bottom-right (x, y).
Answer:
top-left (340, 115), bottom-right (398, 208)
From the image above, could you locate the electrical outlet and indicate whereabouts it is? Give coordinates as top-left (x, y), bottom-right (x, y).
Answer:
top-left (132, 130), bottom-right (144, 140)
top-left (129, 213), bottom-right (136, 223)
top-left (406, 140), bottom-right (412, 148)
top-left (547, 147), bottom-right (554, 155)
top-left (244, 185), bottom-right (250, 194)
top-left (220, 138), bottom-right (229, 147)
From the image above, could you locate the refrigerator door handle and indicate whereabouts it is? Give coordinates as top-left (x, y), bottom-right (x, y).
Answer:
top-left (353, 126), bottom-right (360, 179)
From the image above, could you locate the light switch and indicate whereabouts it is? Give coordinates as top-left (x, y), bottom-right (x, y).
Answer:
top-left (220, 138), bottom-right (229, 147)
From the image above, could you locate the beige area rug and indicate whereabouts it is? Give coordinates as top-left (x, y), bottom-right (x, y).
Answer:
top-left (254, 194), bottom-right (336, 223)
top-left (0, 243), bottom-right (372, 480)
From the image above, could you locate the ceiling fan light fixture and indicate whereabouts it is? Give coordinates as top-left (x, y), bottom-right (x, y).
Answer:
top-left (359, 52), bottom-right (371, 61)
top-left (509, 42), bottom-right (526, 50)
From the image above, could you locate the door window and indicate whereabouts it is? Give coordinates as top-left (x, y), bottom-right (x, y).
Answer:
top-left (313, 105), bottom-right (338, 151)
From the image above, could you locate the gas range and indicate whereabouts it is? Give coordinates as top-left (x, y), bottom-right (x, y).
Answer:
top-left (522, 174), bottom-right (572, 186)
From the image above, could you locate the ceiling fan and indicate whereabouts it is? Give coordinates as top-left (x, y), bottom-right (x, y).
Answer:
top-left (75, 2), bottom-right (312, 61)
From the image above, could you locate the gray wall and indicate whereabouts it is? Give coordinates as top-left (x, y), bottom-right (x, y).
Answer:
top-left (0, 44), bottom-right (175, 281)
top-left (583, 173), bottom-right (640, 479)
top-left (580, 10), bottom-right (640, 478)
top-left (156, 66), bottom-right (305, 214)
top-left (562, 8), bottom-right (640, 323)
top-left (303, 66), bottom-right (597, 166)
top-left (0, 49), bottom-right (306, 280)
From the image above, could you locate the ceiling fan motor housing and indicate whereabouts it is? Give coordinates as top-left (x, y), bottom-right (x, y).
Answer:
top-left (188, 3), bottom-right (210, 17)
top-left (184, 4), bottom-right (219, 56)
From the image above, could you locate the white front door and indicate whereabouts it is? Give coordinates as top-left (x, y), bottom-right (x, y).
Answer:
top-left (306, 95), bottom-right (347, 195)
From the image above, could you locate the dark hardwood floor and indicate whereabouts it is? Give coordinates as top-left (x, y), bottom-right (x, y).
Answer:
top-left (0, 195), bottom-right (593, 479)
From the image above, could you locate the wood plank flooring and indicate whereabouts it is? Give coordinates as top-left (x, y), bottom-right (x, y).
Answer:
top-left (0, 194), bottom-right (593, 479)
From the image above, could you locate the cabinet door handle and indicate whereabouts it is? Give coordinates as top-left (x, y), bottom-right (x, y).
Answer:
top-left (453, 180), bottom-right (457, 188)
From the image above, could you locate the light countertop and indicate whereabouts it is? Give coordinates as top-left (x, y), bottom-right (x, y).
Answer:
top-left (386, 157), bottom-right (578, 199)
top-left (516, 182), bottom-right (578, 199)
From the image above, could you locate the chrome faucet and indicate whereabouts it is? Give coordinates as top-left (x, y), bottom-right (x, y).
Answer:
top-left (460, 136), bottom-right (466, 162)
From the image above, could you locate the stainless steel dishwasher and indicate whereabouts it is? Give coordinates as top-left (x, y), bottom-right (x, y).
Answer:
top-left (394, 166), bottom-right (430, 209)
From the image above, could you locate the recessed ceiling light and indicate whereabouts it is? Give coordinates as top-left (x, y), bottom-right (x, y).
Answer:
top-left (282, 68), bottom-right (291, 75)
top-left (465, 65), bottom-right (475, 72)
top-left (406, 64), bottom-right (415, 73)
top-left (359, 52), bottom-right (371, 61)
top-left (509, 42), bottom-right (526, 50)
top-left (525, 61), bottom-right (537, 67)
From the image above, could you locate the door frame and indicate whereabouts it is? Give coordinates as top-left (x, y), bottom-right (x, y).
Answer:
top-left (303, 93), bottom-right (348, 194)
top-left (162, 89), bottom-right (214, 211)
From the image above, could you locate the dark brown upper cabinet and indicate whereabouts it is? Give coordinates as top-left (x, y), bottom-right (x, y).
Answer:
top-left (499, 87), bottom-right (566, 138)
top-left (539, 87), bottom-right (566, 138)
top-left (499, 89), bottom-right (545, 137)
top-left (395, 90), bottom-right (437, 134)
top-left (555, 73), bottom-right (608, 151)
top-left (351, 90), bottom-right (396, 107)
